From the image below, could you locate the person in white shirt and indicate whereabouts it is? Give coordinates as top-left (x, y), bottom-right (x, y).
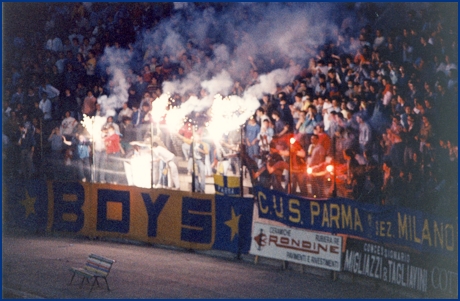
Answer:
top-left (151, 142), bottom-right (180, 189)
top-left (55, 52), bottom-right (66, 74)
top-left (117, 102), bottom-right (133, 123)
top-left (60, 111), bottom-right (78, 138)
top-left (52, 36), bottom-right (63, 53)
top-left (38, 81), bottom-right (60, 100)
top-left (39, 93), bottom-right (52, 121)
top-left (102, 116), bottom-right (121, 136)
top-left (257, 119), bottom-right (274, 153)
top-left (373, 29), bottom-right (385, 51)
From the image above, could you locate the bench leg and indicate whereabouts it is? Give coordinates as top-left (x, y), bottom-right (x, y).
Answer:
top-left (80, 277), bottom-right (86, 288)
top-left (103, 277), bottom-right (110, 291)
top-left (69, 271), bottom-right (76, 285)
top-left (89, 278), bottom-right (98, 294)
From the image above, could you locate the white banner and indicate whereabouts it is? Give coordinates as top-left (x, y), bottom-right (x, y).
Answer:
top-left (250, 222), bottom-right (342, 271)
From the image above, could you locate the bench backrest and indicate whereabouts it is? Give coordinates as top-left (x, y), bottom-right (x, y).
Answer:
top-left (84, 254), bottom-right (115, 277)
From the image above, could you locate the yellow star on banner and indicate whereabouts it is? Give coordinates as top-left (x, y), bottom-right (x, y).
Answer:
top-left (21, 190), bottom-right (36, 219)
top-left (224, 207), bottom-right (241, 241)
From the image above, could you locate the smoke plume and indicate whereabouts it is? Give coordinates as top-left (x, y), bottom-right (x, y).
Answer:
top-left (96, 2), bottom-right (400, 135)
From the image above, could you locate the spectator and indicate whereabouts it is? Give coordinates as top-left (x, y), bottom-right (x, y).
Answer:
top-left (63, 63), bottom-right (79, 92)
top-left (17, 123), bottom-right (36, 179)
top-left (63, 132), bottom-right (91, 182)
top-left (363, 149), bottom-right (382, 204)
top-left (356, 114), bottom-right (372, 154)
top-left (255, 107), bottom-right (270, 126)
top-left (257, 119), bottom-right (274, 153)
top-left (190, 131), bottom-right (208, 193)
top-left (38, 80), bottom-right (60, 101)
top-left (11, 86), bottom-right (24, 108)
top-left (120, 115), bottom-right (136, 146)
top-left (117, 102), bottom-right (133, 123)
top-left (127, 87), bottom-right (140, 109)
top-left (84, 50), bottom-right (97, 87)
top-left (131, 104), bottom-right (142, 127)
top-left (104, 124), bottom-right (125, 184)
top-left (151, 141), bottom-right (180, 190)
top-left (271, 110), bottom-right (289, 139)
top-left (60, 110), bottom-right (78, 139)
top-left (134, 74), bottom-right (148, 96)
top-left (24, 88), bottom-right (40, 114)
top-left (103, 116), bottom-right (121, 135)
top-left (343, 148), bottom-right (365, 200)
top-left (307, 134), bottom-right (326, 197)
top-left (265, 152), bottom-right (289, 192)
top-left (245, 116), bottom-right (260, 160)
top-left (289, 138), bottom-right (307, 194)
top-left (94, 127), bottom-right (107, 183)
top-left (60, 88), bottom-right (79, 119)
top-left (381, 160), bottom-right (404, 206)
top-left (82, 90), bottom-right (97, 116)
top-left (48, 126), bottom-right (65, 178)
top-left (39, 92), bottom-right (52, 121)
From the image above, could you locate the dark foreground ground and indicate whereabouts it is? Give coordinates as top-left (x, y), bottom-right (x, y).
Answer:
top-left (2, 229), bottom-right (421, 299)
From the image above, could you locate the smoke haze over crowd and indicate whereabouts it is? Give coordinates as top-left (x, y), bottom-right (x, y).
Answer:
top-left (95, 2), bottom-right (367, 133)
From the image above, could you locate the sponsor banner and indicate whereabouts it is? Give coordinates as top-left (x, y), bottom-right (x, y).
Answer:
top-left (213, 175), bottom-right (241, 197)
top-left (253, 186), bottom-right (457, 258)
top-left (343, 238), bottom-right (458, 298)
top-left (250, 222), bottom-right (342, 271)
top-left (4, 180), bottom-right (253, 254)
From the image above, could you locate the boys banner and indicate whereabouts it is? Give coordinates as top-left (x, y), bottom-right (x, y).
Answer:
top-left (4, 179), bottom-right (254, 254)
top-left (253, 186), bottom-right (457, 258)
top-left (343, 238), bottom-right (458, 298)
top-left (250, 222), bottom-right (342, 271)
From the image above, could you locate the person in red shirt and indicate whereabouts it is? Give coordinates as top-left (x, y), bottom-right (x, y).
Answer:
top-left (177, 121), bottom-right (193, 162)
top-left (314, 124), bottom-right (331, 156)
top-left (104, 125), bottom-right (125, 184)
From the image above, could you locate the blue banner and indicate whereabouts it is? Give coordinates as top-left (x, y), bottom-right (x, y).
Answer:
top-left (3, 178), bottom-right (49, 232)
top-left (212, 195), bottom-right (254, 253)
top-left (253, 186), bottom-right (457, 258)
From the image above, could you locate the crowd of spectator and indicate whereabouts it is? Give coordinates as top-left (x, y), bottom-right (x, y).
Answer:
top-left (2, 3), bottom-right (457, 218)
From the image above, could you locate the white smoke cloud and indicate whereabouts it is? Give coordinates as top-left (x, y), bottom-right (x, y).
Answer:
top-left (162, 71), bottom-right (202, 95)
top-left (96, 3), bottom-right (363, 133)
top-left (96, 47), bottom-right (132, 117)
top-left (200, 70), bottom-right (233, 96)
top-left (244, 69), bottom-right (292, 100)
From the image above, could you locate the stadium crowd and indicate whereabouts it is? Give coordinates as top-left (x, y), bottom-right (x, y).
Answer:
top-left (2, 3), bottom-right (457, 218)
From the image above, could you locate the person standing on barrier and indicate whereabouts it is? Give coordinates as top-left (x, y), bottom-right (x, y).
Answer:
top-left (289, 138), bottom-right (308, 194)
top-left (94, 127), bottom-right (107, 183)
top-left (307, 134), bottom-right (326, 197)
top-left (151, 142), bottom-right (180, 190)
top-left (177, 121), bottom-right (193, 168)
top-left (343, 148), bottom-right (366, 200)
top-left (17, 123), bottom-right (36, 179)
top-left (190, 132), bottom-right (208, 193)
top-left (48, 126), bottom-right (65, 179)
top-left (104, 125), bottom-right (125, 185)
top-left (63, 133), bottom-right (91, 182)
top-left (265, 152), bottom-right (289, 192)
